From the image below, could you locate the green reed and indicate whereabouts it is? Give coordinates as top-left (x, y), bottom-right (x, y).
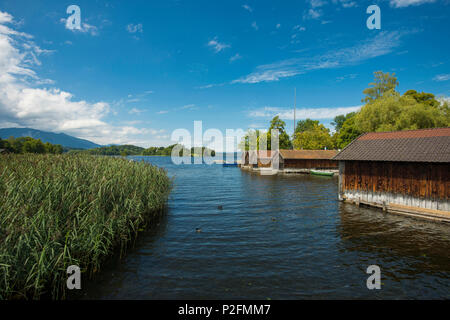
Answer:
top-left (0, 154), bottom-right (171, 299)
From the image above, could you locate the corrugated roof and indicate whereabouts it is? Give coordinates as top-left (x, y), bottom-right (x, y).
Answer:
top-left (279, 149), bottom-right (338, 160)
top-left (333, 127), bottom-right (450, 162)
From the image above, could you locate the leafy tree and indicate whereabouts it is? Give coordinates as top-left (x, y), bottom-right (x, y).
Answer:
top-left (293, 123), bottom-right (335, 150)
top-left (362, 71), bottom-right (398, 103)
top-left (295, 118), bottom-right (319, 134)
top-left (239, 130), bottom-right (261, 151)
top-left (267, 116), bottom-right (292, 150)
top-left (403, 90), bottom-right (440, 108)
top-left (331, 112), bottom-right (357, 132)
top-left (335, 115), bottom-right (362, 149)
top-left (356, 91), bottom-right (449, 132)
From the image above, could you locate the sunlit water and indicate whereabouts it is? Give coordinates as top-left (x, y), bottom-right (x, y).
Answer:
top-left (79, 156), bottom-right (450, 299)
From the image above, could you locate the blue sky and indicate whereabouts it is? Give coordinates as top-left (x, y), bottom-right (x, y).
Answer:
top-left (0, 0), bottom-right (449, 148)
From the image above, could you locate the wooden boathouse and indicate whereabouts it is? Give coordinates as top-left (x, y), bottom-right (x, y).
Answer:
top-left (241, 150), bottom-right (275, 169)
top-left (276, 150), bottom-right (338, 172)
top-left (333, 127), bottom-right (450, 222)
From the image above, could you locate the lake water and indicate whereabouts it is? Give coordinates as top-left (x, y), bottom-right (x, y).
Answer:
top-left (80, 156), bottom-right (450, 299)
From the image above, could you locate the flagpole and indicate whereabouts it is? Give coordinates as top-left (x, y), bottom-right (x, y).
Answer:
top-left (293, 87), bottom-right (296, 139)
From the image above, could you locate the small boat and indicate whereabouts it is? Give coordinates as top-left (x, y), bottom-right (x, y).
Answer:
top-left (310, 170), bottom-right (334, 177)
top-left (222, 163), bottom-right (238, 167)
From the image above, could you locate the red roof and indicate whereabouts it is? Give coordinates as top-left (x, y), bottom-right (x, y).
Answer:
top-left (279, 149), bottom-right (338, 160)
top-left (333, 127), bottom-right (450, 163)
top-left (358, 127), bottom-right (450, 140)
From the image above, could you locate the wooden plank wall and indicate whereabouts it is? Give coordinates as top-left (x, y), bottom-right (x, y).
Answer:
top-left (284, 159), bottom-right (338, 169)
top-left (342, 161), bottom-right (449, 200)
top-left (257, 159), bottom-right (272, 168)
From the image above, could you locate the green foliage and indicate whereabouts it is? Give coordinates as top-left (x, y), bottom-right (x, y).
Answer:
top-left (335, 115), bottom-right (362, 149)
top-left (190, 146), bottom-right (216, 157)
top-left (239, 130), bottom-right (261, 151)
top-left (69, 144), bottom-right (214, 157)
top-left (362, 71), bottom-right (398, 103)
top-left (332, 71), bottom-right (450, 149)
top-left (69, 144), bottom-right (145, 156)
top-left (239, 116), bottom-right (292, 151)
top-left (403, 90), bottom-right (440, 108)
top-left (331, 112), bottom-right (356, 132)
top-left (293, 122), bottom-right (335, 150)
top-left (0, 154), bottom-right (171, 299)
top-left (268, 116), bottom-right (292, 149)
top-left (295, 119), bottom-right (319, 134)
top-left (355, 91), bottom-right (449, 132)
top-left (0, 137), bottom-right (63, 154)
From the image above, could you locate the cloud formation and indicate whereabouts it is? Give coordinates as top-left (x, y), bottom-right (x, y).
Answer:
top-left (248, 105), bottom-right (361, 120)
top-left (233, 31), bottom-right (405, 84)
top-left (433, 74), bottom-right (450, 81)
top-left (389, 0), bottom-right (436, 8)
top-left (0, 11), bottom-right (160, 146)
top-left (60, 18), bottom-right (98, 36)
top-left (207, 37), bottom-right (231, 53)
top-left (126, 23), bottom-right (143, 33)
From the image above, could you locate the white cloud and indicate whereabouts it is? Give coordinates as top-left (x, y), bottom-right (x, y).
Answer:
top-left (433, 74), bottom-right (450, 81)
top-left (0, 11), bottom-right (163, 146)
top-left (230, 53), bottom-right (242, 62)
top-left (251, 21), bottom-right (259, 30)
top-left (389, 0), bottom-right (436, 8)
top-left (207, 37), bottom-right (231, 53)
top-left (233, 31), bottom-right (405, 84)
top-left (126, 23), bottom-right (143, 33)
top-left (293, 25), bottom-right (306, 31)
top-left (276, 23), bottom-right (281, 29)
top-left (0, 11), bottom-right (13, 24)
top-left (242, 4), bottom-right (253, 12)
top-left (180, 104), bottom-right (197, 110)
top-left (129, 108), bottom-right (145, 114)
top-left (310, 0), bottom-right (327, 8)
top-left (60, 18), bottom-right (98, 36)
top-left (248, 105), bottom-right (361, 120)
top-left (332, 0), bottom-right (358, 8)
top-left (305, 8), bottom-right (323, 19)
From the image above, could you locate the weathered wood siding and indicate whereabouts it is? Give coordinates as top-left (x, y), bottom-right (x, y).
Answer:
top-left (257, 159), bottom-right (272, 168)
top-left (283, 159), bottom-right (338, 169)
top-left (342, 161), bottom-right (449, 200)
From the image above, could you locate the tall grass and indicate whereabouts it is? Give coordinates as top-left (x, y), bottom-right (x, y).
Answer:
top-left (0, 154), bottom-right (171, 299)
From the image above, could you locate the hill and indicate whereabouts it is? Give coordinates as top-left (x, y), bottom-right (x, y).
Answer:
top-left (0, 128), bottom-right (101, 149)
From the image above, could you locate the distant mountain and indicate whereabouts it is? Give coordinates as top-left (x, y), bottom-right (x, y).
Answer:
top-left (0, 128), bottom-right (102, 150)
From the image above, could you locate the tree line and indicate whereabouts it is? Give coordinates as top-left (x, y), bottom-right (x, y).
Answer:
top-left (241, 71), bottom-right (450, 150)
top-left (0, 136), bottom-right (63, 154)
top-left (68, 144), bottom-right (215, 157)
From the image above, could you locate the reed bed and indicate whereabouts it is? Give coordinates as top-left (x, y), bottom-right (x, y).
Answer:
top-left (0, 154), bottom-right (171, 299)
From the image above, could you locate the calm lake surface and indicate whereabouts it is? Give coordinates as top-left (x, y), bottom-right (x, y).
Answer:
top-left (81, 156), bottom-right (450, 299)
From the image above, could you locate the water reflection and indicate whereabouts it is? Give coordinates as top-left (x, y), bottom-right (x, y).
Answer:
top-left (80, 156), bottom-right (450, 300)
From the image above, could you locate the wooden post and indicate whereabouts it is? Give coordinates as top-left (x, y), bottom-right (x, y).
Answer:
top-left (338, 161), bottom-right (345, 201)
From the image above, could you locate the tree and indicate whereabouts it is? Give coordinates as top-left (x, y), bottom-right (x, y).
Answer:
top-left (293, 123), bottom-right (335, 150)
top-left (331, 112), bottom-right (357, 133)
top-left (362, 71), bottom-right (398, 103)
top-left (356, 91), bottom-right (449, 132)
top-left (267, 116), bottom-right (292, 150)
top-left (403, 90), bottom-right (440, 108)
top-left (22, 138), bottom-right (46, 154)
top-left (335, 115), bottom-right (362, 149)
top-left (295, 119), bottom-right (319, 134)
top-left (239, 130), bottom-right (261, 151)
